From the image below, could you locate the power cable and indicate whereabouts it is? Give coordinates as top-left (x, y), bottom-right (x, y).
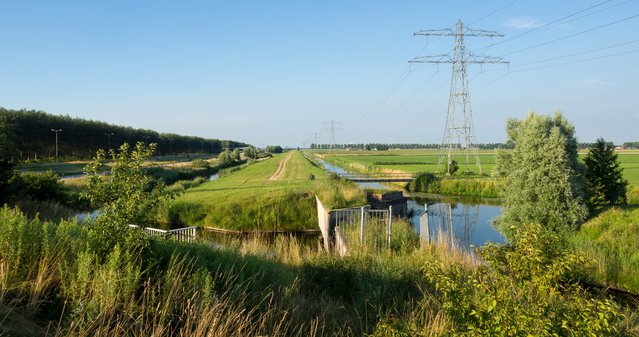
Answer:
top-left (480, 0), bottom-right (614, 51)
top-left (470, 0), bottom-right (520, 25)
top-left (502, 13), bottom-right (639, 56)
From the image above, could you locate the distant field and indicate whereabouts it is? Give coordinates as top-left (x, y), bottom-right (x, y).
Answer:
top-left (316, 149), bottom-right (639, 186)
top-left (171, 151), bottom-right (365, 231)
top-left (318, 149), bottom-right (494, 176)
top-left (19, 153), bottom-right (217, 176)
top-left (616, 150), bottom-right (639, 187)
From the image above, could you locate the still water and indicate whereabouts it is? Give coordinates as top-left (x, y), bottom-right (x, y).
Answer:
top-left (316, 156), bottom-right (505, 248)
top-left (407, 198), bottom-right (505, 247)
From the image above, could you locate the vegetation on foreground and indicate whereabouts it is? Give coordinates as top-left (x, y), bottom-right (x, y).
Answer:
top-left (0, 137), bottom-right (637, 336)
top-left (171, 151), bottom-right (366, 231)
top-left (1, 203), bottom-right (636, 336)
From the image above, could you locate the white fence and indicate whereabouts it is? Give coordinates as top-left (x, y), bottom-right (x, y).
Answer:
top-left (316, 196), bottom-right (393, 255)
top-left (128, 225), bottom-right (197, 243)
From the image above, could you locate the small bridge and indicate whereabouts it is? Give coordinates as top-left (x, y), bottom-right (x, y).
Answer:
top-left (338, 173), bottom-right (417, 183)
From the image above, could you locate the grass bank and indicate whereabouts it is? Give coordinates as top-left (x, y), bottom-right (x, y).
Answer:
top-left (406, 172), bottom-right (501, 198)
top-left (570, 203), bottom-right (639, 294)
top-left (1, 206), bottom-right (635, 336)
top-left (171, 151), bottom-right (366, 231)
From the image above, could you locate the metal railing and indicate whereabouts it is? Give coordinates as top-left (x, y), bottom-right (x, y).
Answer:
top-left (128, 225), bottom-right (197, 243)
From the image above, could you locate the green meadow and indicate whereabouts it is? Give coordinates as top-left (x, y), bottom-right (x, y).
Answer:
top-left (170, 151), bottom-right (365, 231)
top-left (317, 149), bottom-right (639, 186)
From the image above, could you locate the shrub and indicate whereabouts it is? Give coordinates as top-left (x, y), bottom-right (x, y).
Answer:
top-left (422, 223), bottom-right (624, 335)
top-left (191, 158), bottom-right (210, 168)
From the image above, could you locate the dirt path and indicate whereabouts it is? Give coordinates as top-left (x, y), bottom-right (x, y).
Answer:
top-left (268, 152), bottom-right (292, 181)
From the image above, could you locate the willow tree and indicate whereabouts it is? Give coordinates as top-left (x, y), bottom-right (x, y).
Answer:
top-left (494, 112), bottom-right (588, 240)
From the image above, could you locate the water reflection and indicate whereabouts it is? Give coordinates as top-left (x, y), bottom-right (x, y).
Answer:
top-left (408, 199), bottom-right (504, 248)
top-left (314, 155), bottom-right (505, 248)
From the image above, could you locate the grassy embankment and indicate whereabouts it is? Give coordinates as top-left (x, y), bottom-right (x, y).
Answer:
top-left (570, 191), bottom-right (639, 294)
top-left (2, 205), bottom-right (636, 336)
top-left (170, 151), bottom-right (366, 231)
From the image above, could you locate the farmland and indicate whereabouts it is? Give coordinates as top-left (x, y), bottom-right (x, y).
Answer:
top-left (316, 149), bottom-right (639, 186)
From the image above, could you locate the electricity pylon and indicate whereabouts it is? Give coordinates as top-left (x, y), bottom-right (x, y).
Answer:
top-left (410, 20), bottom-right (508, 175)
top-left (323, 120), bottom-right (342, 151)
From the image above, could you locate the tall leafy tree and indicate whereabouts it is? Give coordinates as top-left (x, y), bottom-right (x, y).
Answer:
top-left (494, 112), bottom-right (588, 240)
top-left (0, 113), bottom-right (16, 160)
top-left (232, 148), bottom-right (241, 161)
top-left (584, 138), bottom-right (628, 210)
top-left (244, 145), bottom-right (257, 159)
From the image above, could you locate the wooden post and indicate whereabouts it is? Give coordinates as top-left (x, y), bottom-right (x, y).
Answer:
top-left (387, 206), bottom-right (393, 249)
top-left (424, 204), bottom-right (430, 245)
top-left (360, 206), bottom-right (365, 244)
top-left (448, 203), bottom-right (453, 248)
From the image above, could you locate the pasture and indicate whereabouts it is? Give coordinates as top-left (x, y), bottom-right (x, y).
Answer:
top-left (316, 149), bottom-right (639, 186)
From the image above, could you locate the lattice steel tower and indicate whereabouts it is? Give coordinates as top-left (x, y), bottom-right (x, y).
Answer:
top-left (323, 120), bottom-right (342, 151)
top-left (410, 20), bottom-right (508, 175)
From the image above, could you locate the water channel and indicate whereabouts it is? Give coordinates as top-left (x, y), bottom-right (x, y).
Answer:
top-left (317, 158), bottom-right (505, 248)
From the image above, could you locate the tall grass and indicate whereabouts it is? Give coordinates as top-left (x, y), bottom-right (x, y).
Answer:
top-left (570, 206), bottom-right (639, 293)
top-left (1, 206), bottom-right (635, 336)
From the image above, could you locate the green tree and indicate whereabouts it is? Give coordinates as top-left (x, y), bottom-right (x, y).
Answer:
top-left (85, 142), bottom-right (171, 254)
top-left (265, 145), bottom-right (283, 154)
top-left (0, 112), bottom-right (16, 160)
top-left (584, 138), bottom-right (628, 211)
top-left (217, 149), bottom-right (233, 166)
top-left (244, 145), bottom-right (257, 159)
top-left (494, 112), bottom-right (588, 239)
top-left (231, 148), bottom-right (241, 161)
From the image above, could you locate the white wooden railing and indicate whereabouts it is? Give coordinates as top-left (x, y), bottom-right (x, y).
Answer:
top-left (128, 225), bottom-right (197, 243)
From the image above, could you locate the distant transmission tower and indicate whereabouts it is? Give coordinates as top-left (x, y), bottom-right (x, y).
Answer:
top-left (410, 20), bottom-right (508, 175)
top-left (323, 120), bottom-right (342, 151)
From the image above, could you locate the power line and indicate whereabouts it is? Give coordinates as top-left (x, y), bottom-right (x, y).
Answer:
top-left (358, 67), bottom-right (411, 124)
top-left (351, 68), bottom-right (447, 141)
top-left (510, 47), bottom-right (639, 73)
top-left (469, 0), bottom-right (520, 25)
top-left (510, 38), bottom-right (639, 68)
top-left (480, 0), bottom-right (614, 51)
top-left (502, 13), bottom-right (639, 56)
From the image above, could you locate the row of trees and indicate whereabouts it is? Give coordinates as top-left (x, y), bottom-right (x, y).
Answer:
top-left (311, 141), bottom-right (631, 151)
top-left (0, 108), bottom-right (248, 161)
top-left (494, 112), bottom-right (628, 240)
top-left (623, 141), bottom-right (639, 149)
top-left (309, 143), bottom-right (509, 150)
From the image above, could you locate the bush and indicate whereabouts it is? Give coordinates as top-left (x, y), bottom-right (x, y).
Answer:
top-left (265, 145), bottom-right (283, 154)
top-left (191, 158), bottom-right (210, 168)
top-left (423, 223), bottom-right (624, 335)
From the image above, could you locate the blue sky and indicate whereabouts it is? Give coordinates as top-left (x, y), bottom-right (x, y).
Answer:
top-left (1, 0), bottom-right (637, 146)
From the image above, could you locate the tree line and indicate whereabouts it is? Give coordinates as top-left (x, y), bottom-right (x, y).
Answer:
top-left (0, 108), bottom-right (248, 161)
top-left (309, 143), bottom-right (512, 150)
top-left (310, 141), bottom-right (631, 151)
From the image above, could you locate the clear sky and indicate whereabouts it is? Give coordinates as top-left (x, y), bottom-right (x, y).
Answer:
top-left (1, 1), bottom-right (637, 147)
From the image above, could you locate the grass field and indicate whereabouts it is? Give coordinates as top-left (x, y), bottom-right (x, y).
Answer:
top-left (316, 149), bottom-right (639, 186)
top-left (19, 153), bottom-right (216, 176)
top-left (171, 151), bottom-right (366, 230)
